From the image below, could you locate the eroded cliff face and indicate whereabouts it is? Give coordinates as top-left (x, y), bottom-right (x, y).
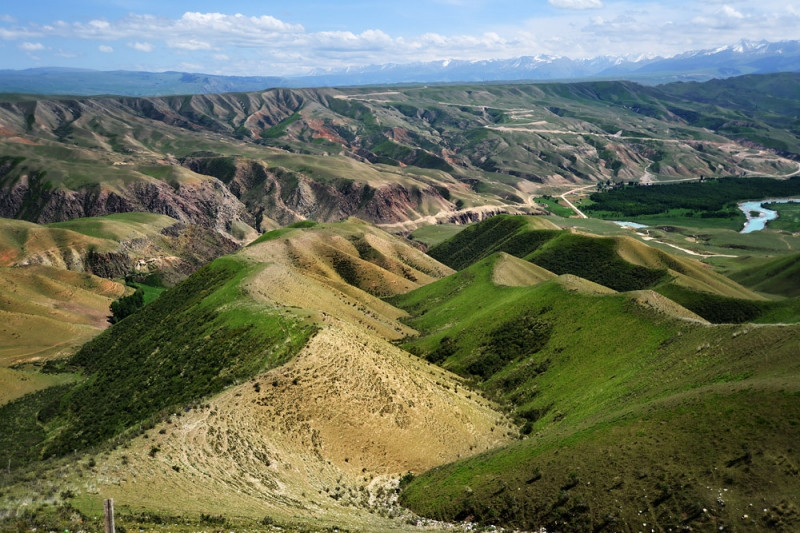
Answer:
top-left (181, 157), bottom-right (456, 228)
top-left (15, 222), bottom-right (240, 286)
top-left (0, 169), bottom-right (255, 241)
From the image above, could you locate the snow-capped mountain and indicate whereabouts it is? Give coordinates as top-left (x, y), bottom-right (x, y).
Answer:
top-left (1, 39), bottom-right (798, 96)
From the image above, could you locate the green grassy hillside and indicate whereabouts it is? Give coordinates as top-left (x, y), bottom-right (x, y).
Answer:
top-left (730, 252), bottom-right (800, 298)
top-left (0, 256), bottom-right (314, 463)
top-left (428, 215), bottom-right (798, 323)
top-left (392, 249), bottom-right (800, 531)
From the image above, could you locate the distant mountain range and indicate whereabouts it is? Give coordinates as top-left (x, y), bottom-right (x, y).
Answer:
top-left (1, 39), bottom-right (799, 96)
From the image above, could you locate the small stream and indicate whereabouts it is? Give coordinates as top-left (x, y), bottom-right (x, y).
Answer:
top-left (738, 199), bottom-right (800, 233)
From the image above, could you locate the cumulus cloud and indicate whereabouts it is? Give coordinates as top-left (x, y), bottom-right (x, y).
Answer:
top-left (19, 41), bottom-right (44, 51)
top-left (549, 0), bottom-right (603, 9)
top-left (721, 5), bottom-right (744, 19)
top-left (130, 41), bottom-right (154, 52)
top-left (168, 39), bottom-right (212, 51)
top-left (2, 4), bottom-right (799, 75)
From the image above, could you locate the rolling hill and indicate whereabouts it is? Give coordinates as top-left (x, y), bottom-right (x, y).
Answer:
top-left (1, 74), bottom-right (800, 240)
top-left (0, 220), bottom-right (513, 532)
top-left (2, 72), bottom-right (800, 532)
top-left (0, 215), bottom-right (799, 531)
top-left (389, 232), bottom-right (800, 531)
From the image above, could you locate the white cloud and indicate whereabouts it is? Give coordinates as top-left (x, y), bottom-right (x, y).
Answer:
top-left (3, 3), bottom-right (800, 75)
top-left (130, 41), bottom-right (154, 52)
top-left (549, 0), bottom-right (603, 9)
top-left (0, 14), bottom-right (17, 23)
top-left (721, 5), bottom-right (744, 19)
top-left (168, 39), bottom-right (212, 50)
top-left (19, 41), bottom-right (44, 51)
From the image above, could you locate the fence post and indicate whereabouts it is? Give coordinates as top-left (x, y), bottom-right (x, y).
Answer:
top-left (104, 498), bottom-right (115, 533)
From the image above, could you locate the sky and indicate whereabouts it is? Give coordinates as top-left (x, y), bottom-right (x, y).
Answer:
top-left (1, 1), bottom-right (798, 76)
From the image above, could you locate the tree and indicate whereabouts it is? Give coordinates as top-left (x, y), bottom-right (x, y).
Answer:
top-left (110, 288), bottom-right (144, 324)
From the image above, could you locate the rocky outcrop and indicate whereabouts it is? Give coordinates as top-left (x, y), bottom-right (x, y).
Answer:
top-left (0, 171), bottom-right (255, 242)
top-left (183, 157), bottom-right (456, 227)
top-left (14, 222), bottom-right (240, 286)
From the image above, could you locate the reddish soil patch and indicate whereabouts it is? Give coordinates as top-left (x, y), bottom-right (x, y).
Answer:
top-left (308, 119), bottom-right (346, 145)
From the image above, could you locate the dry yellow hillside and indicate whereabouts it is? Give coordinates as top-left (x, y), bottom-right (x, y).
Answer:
top-left (614, 235), bottom-right (763, 299)
top-left (554, 273), bottom-right (617, 295)
top-left (0, 218), bottom-right (113, 267)
top-left (492, 252), bottom-right (556, 287)
top-left (0, 265), bottom-right (124, 366)
top-left (89, 320), bottom-right (512, 529)
top-left (242, 220), bottom-right (454, 339)
top-left (627, 290), bottom-right (709, 323)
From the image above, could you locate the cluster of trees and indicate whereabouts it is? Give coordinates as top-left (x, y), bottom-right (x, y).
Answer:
top-left (586, 177), bottom-right (800, 217)
top-left (109, 288), bottom-right (144, 324)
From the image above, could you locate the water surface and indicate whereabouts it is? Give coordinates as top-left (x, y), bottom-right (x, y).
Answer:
top-left (738, 199), bottom-right (800, 233)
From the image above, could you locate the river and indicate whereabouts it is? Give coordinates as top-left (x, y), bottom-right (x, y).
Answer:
top-left (738, 199), bottom-right (800, 233)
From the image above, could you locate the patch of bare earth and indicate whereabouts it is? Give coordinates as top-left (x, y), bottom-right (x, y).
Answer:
top-left (93, 320), bottom-right (513, 530)
top-left (492, 252), bottom-right (556, 287)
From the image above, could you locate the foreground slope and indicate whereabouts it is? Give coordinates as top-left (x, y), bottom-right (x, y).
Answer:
top-left (390, 242), bottom-right (800, 531)
top-left (0, 220), bottom-right (509, 532)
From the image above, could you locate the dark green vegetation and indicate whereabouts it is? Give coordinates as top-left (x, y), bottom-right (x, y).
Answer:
top-left (427, 215), bottom-right (559, 271)
top-left (429, 215), bottom-right (665, 293)
top-left (0, 384), bottom-right (75, 470)
top-left (9, 257), bottom-right (314, 460)
top-left (394, 228), bottom-right (800, 531)
top-left (428, 215), bottom-right (800, 324)
top-left (525, 233), bottom-right (667, 292)
top-left (584, 177), bottom-right (800, 228)
top-left (109, 287), bottom-right (144, 323)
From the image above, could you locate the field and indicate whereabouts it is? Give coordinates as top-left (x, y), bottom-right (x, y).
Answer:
top-left (768, 201), bottom-right (800, 232)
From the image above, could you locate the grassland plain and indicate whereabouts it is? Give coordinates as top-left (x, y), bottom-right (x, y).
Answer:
top-left (391, 244), bottom-right (800, 531)
top-left (583, 177), bottom-right (800, 231)
top-left (767, 201), bottom-right (800, 232)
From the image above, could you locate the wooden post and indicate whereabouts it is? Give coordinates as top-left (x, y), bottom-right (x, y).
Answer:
top-left (104, 498), bottom-right (115, 533)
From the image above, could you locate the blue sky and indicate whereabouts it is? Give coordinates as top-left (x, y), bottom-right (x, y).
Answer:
top-left (1, 1), bottom-right (797, 75)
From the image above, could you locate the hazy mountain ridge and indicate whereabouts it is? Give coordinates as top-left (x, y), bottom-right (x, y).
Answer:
top-left (2, 39), bottom-right (798, 96)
